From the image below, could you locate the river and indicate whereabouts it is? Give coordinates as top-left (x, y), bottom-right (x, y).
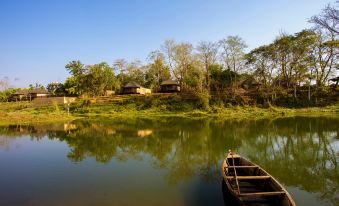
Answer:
top-left (0, 116), bottom-right (338, 206)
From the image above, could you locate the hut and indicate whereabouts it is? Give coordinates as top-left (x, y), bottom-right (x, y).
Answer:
top-left (28, 88), bottom-right (50, 99)
top-left (241, 77), bottom-right (262, 90)
top-left (122, 82), bottom-right (151, 94)
top-left (10, 89), bottom-right (29, 101)
top-left (330, 76), bottom-right (339, 87)
top-left (159, 80), bottom-right (180, 93)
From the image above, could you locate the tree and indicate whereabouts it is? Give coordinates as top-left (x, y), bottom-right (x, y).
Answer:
top-left (125, 60), bottom-right (146, 85)
top-left (29, 83), bottom-right (45, 90)
top-left (219, 36), bottom-right (247, 98)
top-left (113, 58), bottom-right (128, 84)
top-left (172, 42), bottom-right (196, 90)
top-left (145, 51), bottom-right (170, 90)
top-left (162, 39), bottom-right (176, 77)
top-left (309, 3), bottom-right (338, 88)
top-left (47, 82), bottom-right (66, 96)
top-left (309, 3), bottom-right (339, 35)
top-left (65, 60), bottom-right (86, 77)
top-left (219, 36), bottom-right (247, 78)
top-left (309, 31), bottom-right (338, 87)
top-left (85, 62), bottom-right (115, 96)
top-left (64, 77), bottom-right (79, 96)
top-left (246, 30), bottom-right (319, 101)
top-left (64, 60), bottom-right (86, 96)
top-left (196, 41), bottom-right (218, 91)
top-left (64, 60), bottom-right (116, 96)
top-left (210, 64), bottom-right (239, 93)
top-left (0, 88), bottom-right (18, 102)
top-left (0, 77), bottom-right (10, 91)
top-left (246, 44), bottom-right (276, 87)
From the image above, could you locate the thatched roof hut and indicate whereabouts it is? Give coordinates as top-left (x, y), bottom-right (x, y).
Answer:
top-left (241, 77), bottom-right (262, 90)
top-left (10, 89), bottom-right (29, 101)
top-left (29, 88), bottom-right (49, 94)
top-left (330, 76), bottom-right (339, 87)
top-left (122, 82), bottom-right (151, 94)
top-left (13, 89), bottom-right (29, 95)
top-left (159, 79), bottom-right (180, 93)
top-left (28, 88), bottom-right (49, 98)
top-left (123, 82), bottom-right (142, 89)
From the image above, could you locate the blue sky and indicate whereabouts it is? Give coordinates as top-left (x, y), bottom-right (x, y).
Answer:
top-left (0, 0), bottom-right (332, 87)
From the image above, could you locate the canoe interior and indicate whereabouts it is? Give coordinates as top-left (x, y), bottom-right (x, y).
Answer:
top-left (223, 156), bottom-right (295, 206)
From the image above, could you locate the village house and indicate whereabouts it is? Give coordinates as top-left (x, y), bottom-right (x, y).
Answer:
top-left (28, 88), bottom-right (50, 99)
top-left (241, 77), bottom-right (262, 90)
top-left (10, 89), bottom-right (29, 101)
top-left (159, 79), bottom-right (180, 93)
top-left (122, 82), bottom-right (151, 95)
top-left (330, 76), bottom-right (339, 88)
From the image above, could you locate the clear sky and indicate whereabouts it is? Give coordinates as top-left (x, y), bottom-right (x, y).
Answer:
top-left (0, 0), bottom-right (332, 87)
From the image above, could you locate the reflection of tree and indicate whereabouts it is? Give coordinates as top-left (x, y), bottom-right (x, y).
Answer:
top-left (240, 117), bottom-right (339, 205)
top-left (0, 116), bottom-right (338, 204)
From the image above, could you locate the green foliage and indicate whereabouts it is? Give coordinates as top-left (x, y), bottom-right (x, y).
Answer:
top-left (64, 77), bottom-right (80, 96)
top-left (86, 62), bottom-right (116, 96)
top-left (64, 60), bottom-right (87, 96)
top-left (210, 65), bottom-right (239, 90)
top-left (195, 90), bottom-right (210, 110)
top-left (183, 64), bottom-right (203, 89)
top-left (64, 61), bottom-right (116, 97)
top-left (29, 83), bottom-right (45, 90)
top-left (145, 51), bottom-right (171, 91)
top-left (47, 82), bottom-right (66, 96)
top-left (0, 88), bottom-right (18, 102)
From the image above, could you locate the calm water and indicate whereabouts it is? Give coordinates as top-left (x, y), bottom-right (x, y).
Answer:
top-left (0, 117), bottom-right (338, 206)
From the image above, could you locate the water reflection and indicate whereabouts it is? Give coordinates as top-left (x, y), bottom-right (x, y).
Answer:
top-left (0, 116), bottom-right (338, 205)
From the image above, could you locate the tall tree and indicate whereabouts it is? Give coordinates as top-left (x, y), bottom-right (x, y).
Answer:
top-left (65, 60), bottom-right (86, 77)
top-left (162, 40), bottom-right (204, 91)
top-left (64, 60), bottom-right (86, 95)
top-left (309, 31), bottom-right (338, 86)
top-left (196, 41), bottom-right (218, 91)
top-left (86, 62), bottom-right (115, 96)
top-left (113, 59), bottom-right (127, 76)
top-left (309, 3), bottom-right (339, 87)
top-left (0, 77), bottom-right (9, 91)
top-left (145, 51), bottom-right (170, 90)
top-left (162, 39), bottom-right (176, 78)
top-left (113, 58), bottom-right (128, 87)
top-left (170, 42), bottom-right (194, 89)
top-left (219, 36), bottom-right (247, 90)
top-left (125, 60), bottom-right (146, 85)
top-left (246, 44), bottom-right (277, 87)
top-left (47, 82), bottom-right (66, 96)
top-left (309, 3), bottom-right (339, 35)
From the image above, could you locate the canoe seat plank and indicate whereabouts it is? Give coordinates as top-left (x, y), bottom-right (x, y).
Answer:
top-left (226, 166), bottom-right (258, 168)
top-left (239, 191), bottom-right (285, 197)
top-left (226, 175), bottom-right (271, 180)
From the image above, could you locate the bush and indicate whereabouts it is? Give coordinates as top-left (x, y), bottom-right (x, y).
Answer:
top-left (195, 90), bottom-right (210, 110)
top-left (0, 88), bottom-right (18, 102)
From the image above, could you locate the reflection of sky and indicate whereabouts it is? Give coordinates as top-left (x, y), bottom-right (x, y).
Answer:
top-left (288, 187), bottom-right (332, 206)
top-left (331, 141), bottom-right (339, 153)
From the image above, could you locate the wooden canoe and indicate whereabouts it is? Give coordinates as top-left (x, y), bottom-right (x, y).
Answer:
top-left (222, 151), bottom-right (296, 206)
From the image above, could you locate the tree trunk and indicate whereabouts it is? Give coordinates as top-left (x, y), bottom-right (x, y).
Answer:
top-left (308, 83), bottom-right (311, 101)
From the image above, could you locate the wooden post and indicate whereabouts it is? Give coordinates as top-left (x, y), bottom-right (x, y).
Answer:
top-left (230, 152), bottom-right (241, 195)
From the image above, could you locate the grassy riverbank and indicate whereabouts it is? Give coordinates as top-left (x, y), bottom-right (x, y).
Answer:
top-left (0, 102), bottom-right (75, 125)
top-left (0, 94), bottom-right (338, 124)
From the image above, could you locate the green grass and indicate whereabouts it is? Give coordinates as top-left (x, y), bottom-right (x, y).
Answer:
top-left (0, 95), bottom-right (338, 124)
top-left (0, 102), bottom-right (76, 125)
